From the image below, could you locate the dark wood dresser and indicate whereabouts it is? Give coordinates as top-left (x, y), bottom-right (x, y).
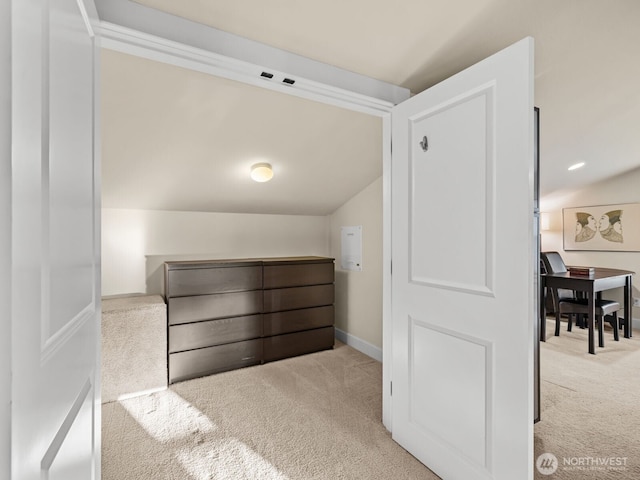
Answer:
top-left (165, 257), bottom-right (335, 383)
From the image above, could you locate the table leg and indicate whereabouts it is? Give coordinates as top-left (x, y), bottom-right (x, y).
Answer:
top-left (588, 291), bottom-right (596, 354)
top-left (624, 275), bottom-right (632, 338)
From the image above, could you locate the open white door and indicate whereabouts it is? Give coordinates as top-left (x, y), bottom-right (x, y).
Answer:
top-left (391, 38), bottom-right (534, 480)
top-left (12, 0), bottom-right (100, 478)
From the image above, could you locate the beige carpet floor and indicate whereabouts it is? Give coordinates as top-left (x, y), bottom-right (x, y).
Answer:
top-left (535, 319), bottom-right (640, 479)
top-left (102, 342), bottom-right (440, 480)
top-left (103, 327), bottom-right (640, 480)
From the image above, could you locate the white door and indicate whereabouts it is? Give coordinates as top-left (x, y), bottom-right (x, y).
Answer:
top-left (391, 38), bottom-right (534, 480)
top-left (12, 0), bottom-right (100, 479)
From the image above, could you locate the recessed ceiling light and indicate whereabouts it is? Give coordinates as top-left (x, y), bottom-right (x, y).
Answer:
top-left (568, 162), bottom-right (585, 171)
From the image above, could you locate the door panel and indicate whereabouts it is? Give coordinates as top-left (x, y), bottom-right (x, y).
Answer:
top-left (409, 87), bottom-right (494, 294)
top-left (12, 0), bottom-right (99, 478)
top-left (391, 38), bottom-right (534, 480)
top-left (409, 321), bottom-right (489, 467)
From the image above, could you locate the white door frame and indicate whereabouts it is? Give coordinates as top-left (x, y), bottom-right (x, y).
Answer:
top-left (95, 4), bottom-right (401, 430)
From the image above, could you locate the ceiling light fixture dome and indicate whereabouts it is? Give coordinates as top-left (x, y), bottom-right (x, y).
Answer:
top-left (250, 162), bottom-right (274, 182)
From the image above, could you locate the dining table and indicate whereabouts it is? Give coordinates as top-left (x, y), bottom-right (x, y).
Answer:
top-left (540, 266), bottom-right (634, 354)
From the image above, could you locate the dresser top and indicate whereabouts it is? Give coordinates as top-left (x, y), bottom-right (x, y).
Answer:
top-left (164, 256), bottom-right (334, 270)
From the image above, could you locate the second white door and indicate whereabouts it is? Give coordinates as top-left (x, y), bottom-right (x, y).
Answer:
top-left (391, 38), bottom-right (535, 480)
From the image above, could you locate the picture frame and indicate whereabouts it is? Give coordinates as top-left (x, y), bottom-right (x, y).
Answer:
top-left (563, 203), bottom-right (640, 251)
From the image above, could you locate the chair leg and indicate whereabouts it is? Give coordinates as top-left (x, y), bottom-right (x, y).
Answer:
top-left (597, 316), bottom-right (605, 348)
top-left (567, 314), bottom-right (573, 332)
top-left (555, 311), bottom-right (561, 336)
top-left (612, 312), bottom-right (620, 341)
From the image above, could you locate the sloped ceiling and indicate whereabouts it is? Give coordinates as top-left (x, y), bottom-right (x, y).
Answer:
top-left (102, 0), bottom-right (640, 214)
top-left (101, 50), bottom-right (382, 215)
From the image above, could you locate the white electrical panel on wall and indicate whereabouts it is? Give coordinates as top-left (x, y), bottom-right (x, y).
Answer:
top-left (341, 226), bottom-right (362, 271)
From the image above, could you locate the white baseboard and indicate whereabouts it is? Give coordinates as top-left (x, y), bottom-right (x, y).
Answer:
top-left (334, 328), bottom-right (382, 362)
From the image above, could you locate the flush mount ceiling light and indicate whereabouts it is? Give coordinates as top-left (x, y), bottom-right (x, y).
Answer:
top-left (250, 162), bottom-right (274, 182)
top-left (568, 162), bottom-right (585, 171)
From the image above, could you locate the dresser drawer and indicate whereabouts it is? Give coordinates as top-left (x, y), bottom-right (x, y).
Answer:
top-left (169, 314), bottom-right (262, 353)
top-left (263, 327), bottom-right (334, 362)
top-left (263, 284), bottom-right (334, 313)
top-left (168, 290), bottom-right (263, 325)
top-left (169, 339), bottom-right (262, 383)
top-left (263, 305), bottom-right (334, 336)
top-left (263, 262), bottom-right (334, 289)
top-left (166, 265), bottom-right (262, 297)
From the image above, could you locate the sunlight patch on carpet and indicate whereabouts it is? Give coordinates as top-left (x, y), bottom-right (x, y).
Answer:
top-left (120, 389), bottom-right (216, 442)
top-left (176, 438), bottom-right (290, 480)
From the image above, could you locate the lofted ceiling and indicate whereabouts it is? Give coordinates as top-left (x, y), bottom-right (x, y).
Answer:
top-left (101, 50), bottom-right (382, 215)
top-left (101, 0), bottom-right (640, 215)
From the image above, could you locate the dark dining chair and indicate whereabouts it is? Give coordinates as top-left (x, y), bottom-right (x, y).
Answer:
top-left (540, 251), bottom-right (576, 315)
top-left (558, 298), bottom-right (621, 346)
top-left (541, 251), bottom-right (621, 347)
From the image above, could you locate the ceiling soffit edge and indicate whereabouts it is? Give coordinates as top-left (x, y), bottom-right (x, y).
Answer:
top-left (95, 0), bottom-right (409, 114)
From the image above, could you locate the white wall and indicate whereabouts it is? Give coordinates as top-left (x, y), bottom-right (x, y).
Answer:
top-left (330, 177), bottom-right (383, 355)
top-left (1, 0), bottom-right (11, 475)
top-left (102, 208), bottom-right (330, 296)
top-left (541, 167), bottom-right (640, 323)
